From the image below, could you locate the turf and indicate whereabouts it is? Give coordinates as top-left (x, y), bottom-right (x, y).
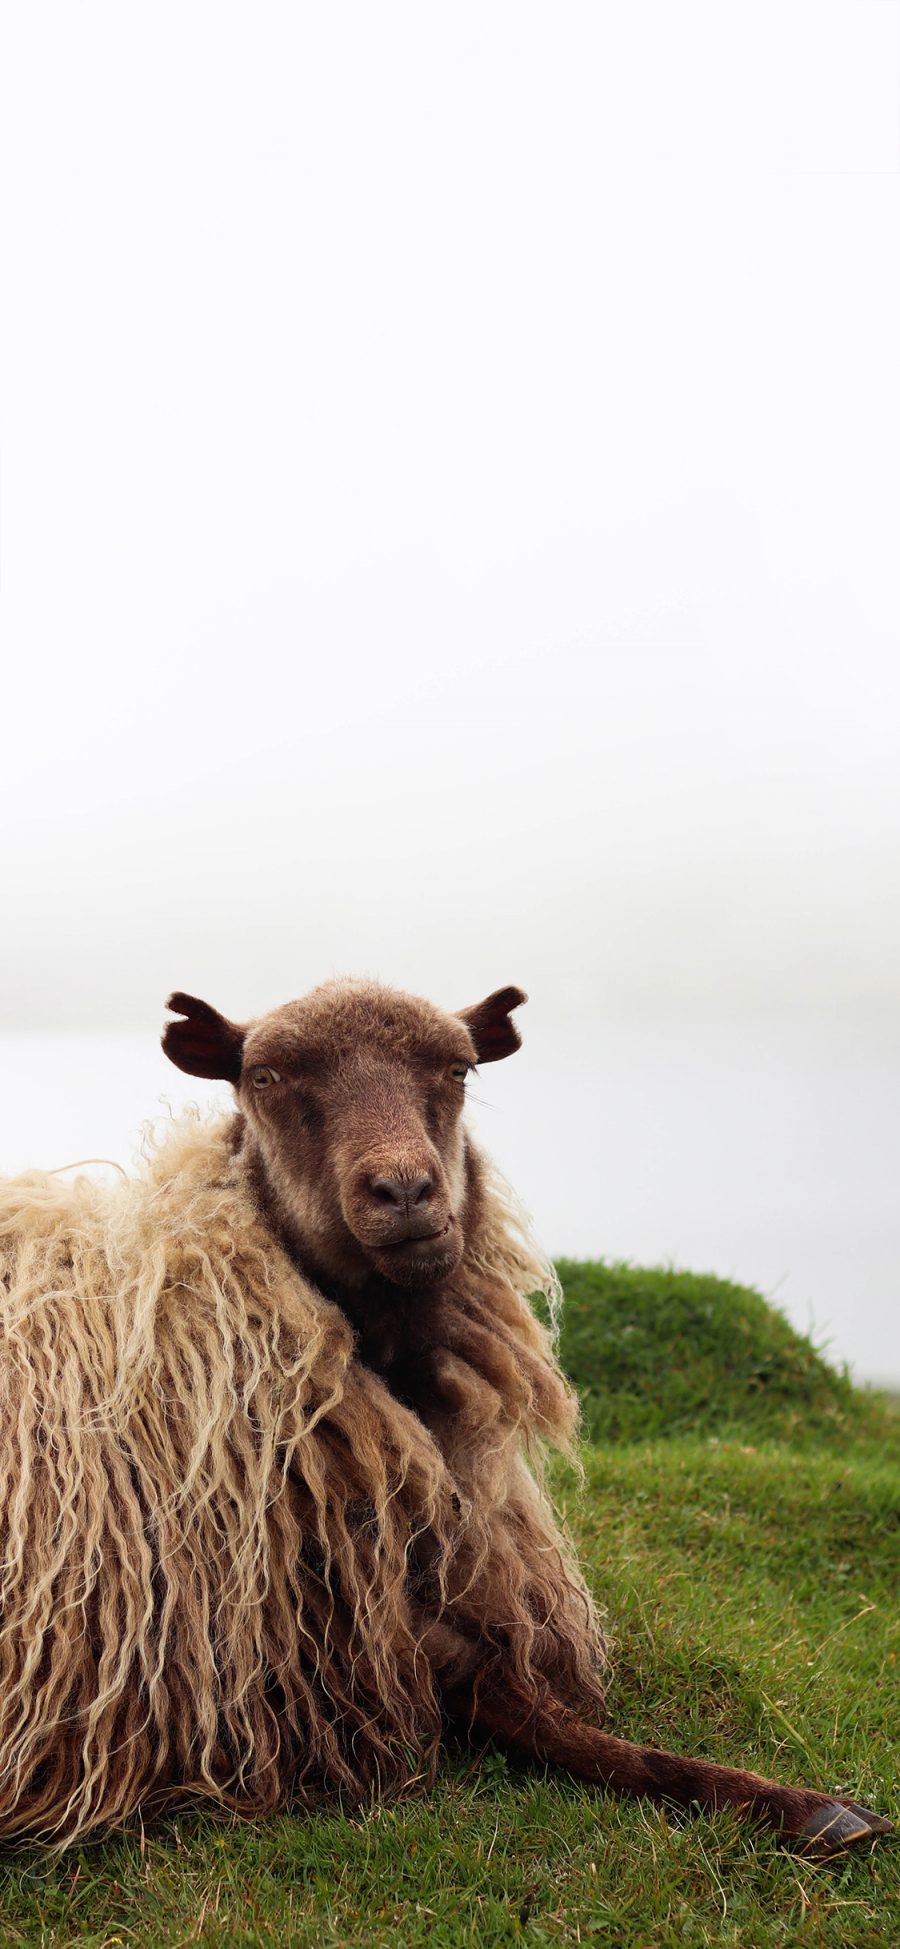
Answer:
top-left (0, 1263), bottom-right (896, 1947)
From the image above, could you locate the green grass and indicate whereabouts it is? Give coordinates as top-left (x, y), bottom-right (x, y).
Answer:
top-left (1, 1264), bottom-right (896, 1947)
top-left (553, 1258), bottom-right (881, 1447)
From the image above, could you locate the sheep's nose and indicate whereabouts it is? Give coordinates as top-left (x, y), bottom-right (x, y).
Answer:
top-left (369, 1173), bottom-right (434, 1211)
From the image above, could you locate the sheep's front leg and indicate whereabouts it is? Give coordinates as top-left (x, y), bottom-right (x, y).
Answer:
top-left (450, 1672), bottom-right (891, 1858)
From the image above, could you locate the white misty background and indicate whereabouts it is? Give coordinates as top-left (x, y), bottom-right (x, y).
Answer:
top-left (1, 3), bottom-right (898, 1384)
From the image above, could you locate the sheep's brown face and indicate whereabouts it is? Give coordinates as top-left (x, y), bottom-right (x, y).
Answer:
top-left (236, 994), bottom-right (477, 1290)
top-left (161, 979), bottom-right (527, 1292)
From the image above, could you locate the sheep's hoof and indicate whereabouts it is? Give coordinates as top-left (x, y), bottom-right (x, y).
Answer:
top-left (794, 1800), bottom-right (893, 1858)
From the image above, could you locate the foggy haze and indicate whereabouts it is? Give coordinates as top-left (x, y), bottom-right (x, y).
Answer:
top-left (2, 5), bottom-right (898, 1381)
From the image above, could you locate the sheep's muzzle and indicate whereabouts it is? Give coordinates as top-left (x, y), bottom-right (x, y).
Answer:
top-left (341, 1157), bottom-right (464, 1286)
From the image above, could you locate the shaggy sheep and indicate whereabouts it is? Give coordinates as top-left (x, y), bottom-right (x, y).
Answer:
top-left (0, 978), bottom-right (889, 1854)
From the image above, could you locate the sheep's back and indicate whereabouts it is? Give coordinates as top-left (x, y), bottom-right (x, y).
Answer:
top-left (0, 1129), bottom-right (449, 1841)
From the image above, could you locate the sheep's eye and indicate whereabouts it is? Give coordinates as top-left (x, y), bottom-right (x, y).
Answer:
top-left (250, 1065), bottom-right (281, 1089)
top-left (449, 1062), bottom-right (470, 1083)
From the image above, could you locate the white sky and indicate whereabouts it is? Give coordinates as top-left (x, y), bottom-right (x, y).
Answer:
top-left (1, 6), bottom-right (899, 1376)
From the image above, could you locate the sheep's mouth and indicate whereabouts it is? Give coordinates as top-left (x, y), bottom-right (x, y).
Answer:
top-left (377, 1221), bottom-right (452, 1254)
top-left (369, 1219), bottom-right (462, 1287)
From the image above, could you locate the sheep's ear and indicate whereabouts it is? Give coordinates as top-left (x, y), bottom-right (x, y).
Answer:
top-left (162, 992), bottom-right (245, 1083)
top-left (457, 986), bottom-right (528, 1063)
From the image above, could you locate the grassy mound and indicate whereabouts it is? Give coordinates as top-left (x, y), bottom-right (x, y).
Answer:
top-left (554, 1258), bottom-right (878, 1446)
top-left (0, 1263), bottom-right (896, 1948)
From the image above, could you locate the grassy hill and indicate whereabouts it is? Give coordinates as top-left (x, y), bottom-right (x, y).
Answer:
top-left (554, 1257), bottom-right (884, 1446)
top-left (0, 1264), bottom-right (896, 1948)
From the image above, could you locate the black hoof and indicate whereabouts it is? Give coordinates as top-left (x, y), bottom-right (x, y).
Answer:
top-left (795, 1800), bottom-right (893, 1858)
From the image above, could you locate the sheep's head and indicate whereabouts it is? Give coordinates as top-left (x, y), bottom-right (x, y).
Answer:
top-left (162, 979), bottom-right (526, 1291)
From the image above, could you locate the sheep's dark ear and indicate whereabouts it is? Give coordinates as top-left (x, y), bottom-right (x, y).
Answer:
top-left (162, 992), bottom-right (245, 1083)
top-left (457, 986), bottom-right (528, 1063)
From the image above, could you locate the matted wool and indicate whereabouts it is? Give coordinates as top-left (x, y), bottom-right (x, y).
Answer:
top-left (0, 1112), bottom-right (606, 1843)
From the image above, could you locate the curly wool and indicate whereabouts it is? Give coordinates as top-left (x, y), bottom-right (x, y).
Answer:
top-left (0, 1112), bottom-right (606, 1843)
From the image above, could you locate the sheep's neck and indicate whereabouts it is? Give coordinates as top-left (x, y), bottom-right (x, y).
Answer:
top-left (317, 1272), bottom-right (445, 1391)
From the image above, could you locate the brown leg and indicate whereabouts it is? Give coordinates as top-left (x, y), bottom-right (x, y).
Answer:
top-left (453, 1674), bottom-right (892, 1858)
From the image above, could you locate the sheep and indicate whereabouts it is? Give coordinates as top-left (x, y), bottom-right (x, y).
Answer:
top-left (0, 977), bottom-right (889, 1855)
